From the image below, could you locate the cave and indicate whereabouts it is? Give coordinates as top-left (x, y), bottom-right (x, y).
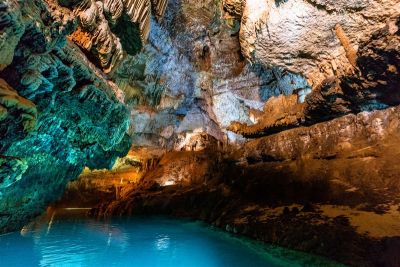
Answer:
top-left (0, 0), bottom-right (399, 266)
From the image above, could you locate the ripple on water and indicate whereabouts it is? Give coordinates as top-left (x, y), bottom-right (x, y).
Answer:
top-left (0, 212), bottom-right (346, 267)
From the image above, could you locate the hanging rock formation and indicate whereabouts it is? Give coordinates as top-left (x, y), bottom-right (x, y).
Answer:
top-left (0, 1), bottom-right (400, 266)
top-left (228, 0), bottom-right (399, 87)
top-left (61, 0), bottom-right (169, 73)
top-left (69, 1), bottom-right (399, 266)
top-left (0, 0), bottom-right (164, 233)
top-left (228, 17), bottom-right (400, 137)
top-left (110, 0), bottom-right (312, 150)
top-left (151, 0), bottom-right (168, 21)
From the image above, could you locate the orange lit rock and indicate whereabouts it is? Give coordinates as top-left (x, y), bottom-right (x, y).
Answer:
top-left (91, 105), bottom-right (400, 267)
top-left (0, 79), bottom-right (37, 133)
top-left (228, 94), bottom-right (305, 137)
top-left (61, 0), bottom-right (169, 73)
top-left (151, 0), bottom-right (168, 21)
top-left (335, 24), bottom-right (358, 69)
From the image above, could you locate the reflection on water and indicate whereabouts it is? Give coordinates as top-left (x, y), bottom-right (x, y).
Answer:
top-left (155, 234), bottom-right (170, 251)
top-left (0, 209), bottom-right (345, 267)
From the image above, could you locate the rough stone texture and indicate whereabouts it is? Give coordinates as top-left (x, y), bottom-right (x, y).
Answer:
top-left (232, 0), bottom-right (400, 87)
top-left (0, 79), bottom-right (37, 136)
top-left (60, 0), bottom-right (169, 73)
top-left (151, 0), bottom-right (169, 21)
top-left (222, 0), bottom-right (245, 17)
top-left (0, 0), bottom-right (25, 71)
top-left (228, 20), bottom-right (400, 137)
top-left (91, 105), bottom-right (400, 267)
top-left (0, 3), bottom-right (399, 266)
top-left (0, 0), bottom-right (132, 233)
top-left (112, 0), bottom-right (311, 148)
top-left (19, 1), bottom-right (398, 265)
top-left (111, 0), bottom-right (398, 144)
top-left (305, 19), bottom-right (400, 119)
top-left (228, 94), bottom-right (305, 137)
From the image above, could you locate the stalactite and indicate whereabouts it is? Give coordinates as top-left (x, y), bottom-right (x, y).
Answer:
top-left (63, 0), bottom-right (168, 73)
top-left (124, 0), bottom-right (151, 42)
top-left (335, 24), bottom-right (358, 69)
top-left (151, 0), bottom-right (168, 21)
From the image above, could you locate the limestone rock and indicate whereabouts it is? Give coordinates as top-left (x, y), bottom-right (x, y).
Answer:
top-left (306, 19), bottom-right (400, 119)
top-left (0, 79), bottom-right (37, 135)
top-left (235, 0), bottom-right (399, 87)
top-left (229, 19), bottom-right (400, 137)
top-left (63, 0), bottom-right (169, 73)
top-left (66, 0), bottom-right (125, 73)
top-left (304, 77), bottom-right (352, 123)
top-left (0, 0), bottom-right (131, 233)
top-left (112, 0), bottom-right (312, 148)
top-left (1, 0), bottom-right (399, 244)
top-left (89, 105), bottom-right (400, 267)
top-left (151, 0), bottom-right (168, 21)
top-left (228, 94), bottom-right (305, 137)
top-left (0, 0), bottom-right (25, 70)
top-left (0, 156), bottom-right (28, 190)
top-left (222, 0), bottom-right (245, 18)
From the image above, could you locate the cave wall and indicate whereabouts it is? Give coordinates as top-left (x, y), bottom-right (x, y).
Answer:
top-left (0, 0), bottom-right (140, 233)
top-left (111, 0), bottom-right (311, 150)
top-left (110, 0), bottom-right (399, 150)
top-left (0, 0), bottom-right (399, 238)
top-left (81, 2), bottom-right (400, 265)
top-left (91, 105), bottom-right (400, 267)
top-left (225, 0), bottom-right (400, 137)
top-left (230, 0), bottom-right (399, 87)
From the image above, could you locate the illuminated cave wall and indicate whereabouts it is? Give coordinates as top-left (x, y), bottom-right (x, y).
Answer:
top-left (0, 0), bottom-right (399, 235)
top-left (0, 0), bottom-right (165, 233)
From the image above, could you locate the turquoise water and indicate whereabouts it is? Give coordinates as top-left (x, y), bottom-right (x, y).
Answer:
top-left (0, 210), bottom-right (344, 267)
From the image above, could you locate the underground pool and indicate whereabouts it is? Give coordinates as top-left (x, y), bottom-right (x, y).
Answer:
top-left (0, 209), bottom-right (344, 267)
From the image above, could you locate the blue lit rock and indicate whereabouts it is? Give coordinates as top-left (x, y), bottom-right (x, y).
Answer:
top-left (0, 0), bottom-right (131, 233)
top-left (1, 0), bottom-right (399, 238)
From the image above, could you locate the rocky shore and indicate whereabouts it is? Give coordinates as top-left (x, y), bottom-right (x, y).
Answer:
top-left (88, 106), bottom-right (400, 267)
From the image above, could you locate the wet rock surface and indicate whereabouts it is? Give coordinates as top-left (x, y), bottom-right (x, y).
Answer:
top-left (0, 1), bottom-right (399, 266)
top-left (60, 0), bottom-right (166, 73)
top-left (0, 0), bottom-right (132, 233)
top-left (90, 106), bottom-right (400, 267)
top-left (229, 20), bottom-right (400, 137)
top-left (111, 0), bottom-right (312, 149)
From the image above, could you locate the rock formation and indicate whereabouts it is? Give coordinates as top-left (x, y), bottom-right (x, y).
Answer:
top-left (91, 106), bottom-right (400, 267)
top-left (78, 1), bottom-right (399, 266)
top-left (228, 19), bottom-right (400, 137)
top-left (0, 0), bottom-right (123, 233)
top-left (230, 0), bottom-right (399, 87)
top-left (0, 0), bottom-right (175, 233)
top-left (110, 0), bottom-right (312, 150)
top-left (58, 0), bottom-right (170, 73)
top-left (0, 0), bottom-right (400, 266)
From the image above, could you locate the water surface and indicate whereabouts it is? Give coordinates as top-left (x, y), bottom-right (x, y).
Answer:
top-left (0, 209), bottom-right (344, 267)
